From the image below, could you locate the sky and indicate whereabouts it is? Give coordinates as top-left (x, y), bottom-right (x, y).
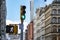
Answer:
top-left (6, 0), bottom-right (53, 33)
top-left (6, 0), bottom-right (30, 22)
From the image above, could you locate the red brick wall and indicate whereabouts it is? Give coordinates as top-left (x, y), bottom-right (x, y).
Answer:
top-left (27, 21), bottom-right (33, 40)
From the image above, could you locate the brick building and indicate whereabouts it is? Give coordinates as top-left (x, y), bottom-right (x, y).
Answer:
top-left (25, 21), bottom-right (34, 40)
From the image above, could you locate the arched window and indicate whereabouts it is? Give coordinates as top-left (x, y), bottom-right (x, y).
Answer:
top-left (52, 9), bottom-right (57, 14)
top-left (51, 17), bottom-right (57, 23)
top-left (58, 25), bottom-right (60, 33)
top-left (58, 9), bottom-right (60, 14)
top-left (52, 25), bottom-right (57, 32)
top-left (58, 17), bottom-right (60, 23)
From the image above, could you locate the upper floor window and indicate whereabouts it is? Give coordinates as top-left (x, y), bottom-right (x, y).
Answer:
top-left (51, 17), bottom-right (57, 23)
top-left (52, 25), bottom-right (57, 32)
top-left (37, 29), bottom-right (40, 33)
top-left (58, 9), bottom-right (60, 14)
top-left (58, 17), bottom-right (60, 23)
top-left (37, 23), bottom-right (40, 26)
top-left (57, 0), bottom-right (60, 1)
top-left (52, 9), bottom-right (57, 14)
top-left (58, 26), bottom-right (60, 33)
top-left (36, 37), bottom-right (40, 40)
top-left (0, 18), bottom-right (1, 23)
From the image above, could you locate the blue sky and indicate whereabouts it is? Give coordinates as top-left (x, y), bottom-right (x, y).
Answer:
top-left (6, 0), bottom-right (30, 23)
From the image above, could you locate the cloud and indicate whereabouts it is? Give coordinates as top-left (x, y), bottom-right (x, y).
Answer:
top-left (6, 20), bottom-right (28, 33)
top-left (6, 20), bottom-right (20, 25)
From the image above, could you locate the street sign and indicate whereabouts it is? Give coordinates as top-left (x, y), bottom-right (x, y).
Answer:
top-left (19, 23), bottom-right (24, 30)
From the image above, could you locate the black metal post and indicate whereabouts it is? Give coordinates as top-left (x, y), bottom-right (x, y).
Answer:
top-left (20, 23), bottom-right (23, 40)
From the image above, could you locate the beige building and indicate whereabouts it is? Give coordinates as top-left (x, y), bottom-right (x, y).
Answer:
top-left (44, 0), bottom-right (60, 40)
top-left (34, 0), bottom-right (60, 40)
top-left (34, 8), bottom-right (45, 40)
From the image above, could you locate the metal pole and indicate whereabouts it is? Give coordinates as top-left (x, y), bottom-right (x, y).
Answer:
top-left (20, 23), bottom-right (23, 40)
top-left (19, 21), bottom-right (24, 40)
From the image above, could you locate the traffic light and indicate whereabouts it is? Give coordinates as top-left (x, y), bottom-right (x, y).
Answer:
top-left (6, 24), bottom-right (18, 34)
top-left (6, 25), bottom-right (14, 34)
top-left (20, 5), bottom-right (26, 21)
top-left (13, 24), bottom-right (18, 34)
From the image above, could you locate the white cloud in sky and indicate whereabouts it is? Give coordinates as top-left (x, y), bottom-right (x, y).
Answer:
top-left (6, 20), bottom-right (28, 33)
top-left (6, 20), bottom-right (20, 25)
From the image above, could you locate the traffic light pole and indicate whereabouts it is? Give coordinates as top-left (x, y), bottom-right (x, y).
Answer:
top-left (20, 5), bottom-right (26, 40)
top-left (20, 20), bottom-right (24, 40)
top-left (21, 25), bottom-right (23, 40)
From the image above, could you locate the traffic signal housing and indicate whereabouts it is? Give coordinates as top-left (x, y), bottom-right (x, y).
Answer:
top-left (20, 5), bottom-right (26, 21)
top-left (6, 25), bottom-right (14, 34)
top-left (6, 24), bottom-right (18, 34)
top-left (13, 24), bottom-right (18, 34)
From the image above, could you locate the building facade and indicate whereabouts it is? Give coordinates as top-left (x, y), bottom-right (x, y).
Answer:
top-left (0, 0), bottom-right (6, 40)
top-left (44, 0), bottom-right (60, 40)
top-left (34, 8), bottom-right (45, 40)
top-left (26, 21), bottom-right (34, 40)
top-left (34, 0), bottom-right (60, 40)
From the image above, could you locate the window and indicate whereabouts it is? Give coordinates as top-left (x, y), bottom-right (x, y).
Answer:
top-left (52, 36), bottom-right (57, 40)
top-left (37, 29), bottom-right (40, 33)
top-left (58, 29), bottom-right (60, 32)
top-left (57, 0), bottom-right (60, 1)
top-left (58, 9), bottom-right (60, 14)
top-left (0, 32), bottom-right (1, 36)
top-left (51, 17), bottom-right (57, 23)
top-left (52, 25), bottom-right (57, 32)
top-left (58, 17), bottom-right (60, 23)
top-left (0, 19), bottom-right (1, 23)
top-left (36, 37), bottom-right (40, 40)
top-left (37, 23), bottom-right (40, 26)
top-left (52, 9), bottom-right (57, 14)
top-left (58, 26), bottom-right (60, 33)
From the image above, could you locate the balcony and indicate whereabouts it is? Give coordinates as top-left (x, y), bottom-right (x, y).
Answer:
top-left (45, 27), bottom-right (51, 34)
top-left (51, 20), bottom-right (60, 24)
top-left (51, 28), bottom-right (57, 33)
top-left (45, 11), bottom-right (51, 19)
top-left (51, 14), bottom-right (60, 16)
top-left (45, 18), bottom-right (51, 27)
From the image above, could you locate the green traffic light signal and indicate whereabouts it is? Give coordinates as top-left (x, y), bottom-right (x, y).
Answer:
top-left (21, 14), bottom-right (26, 20)
top-left (20, 5), bottom-right (26, 20)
